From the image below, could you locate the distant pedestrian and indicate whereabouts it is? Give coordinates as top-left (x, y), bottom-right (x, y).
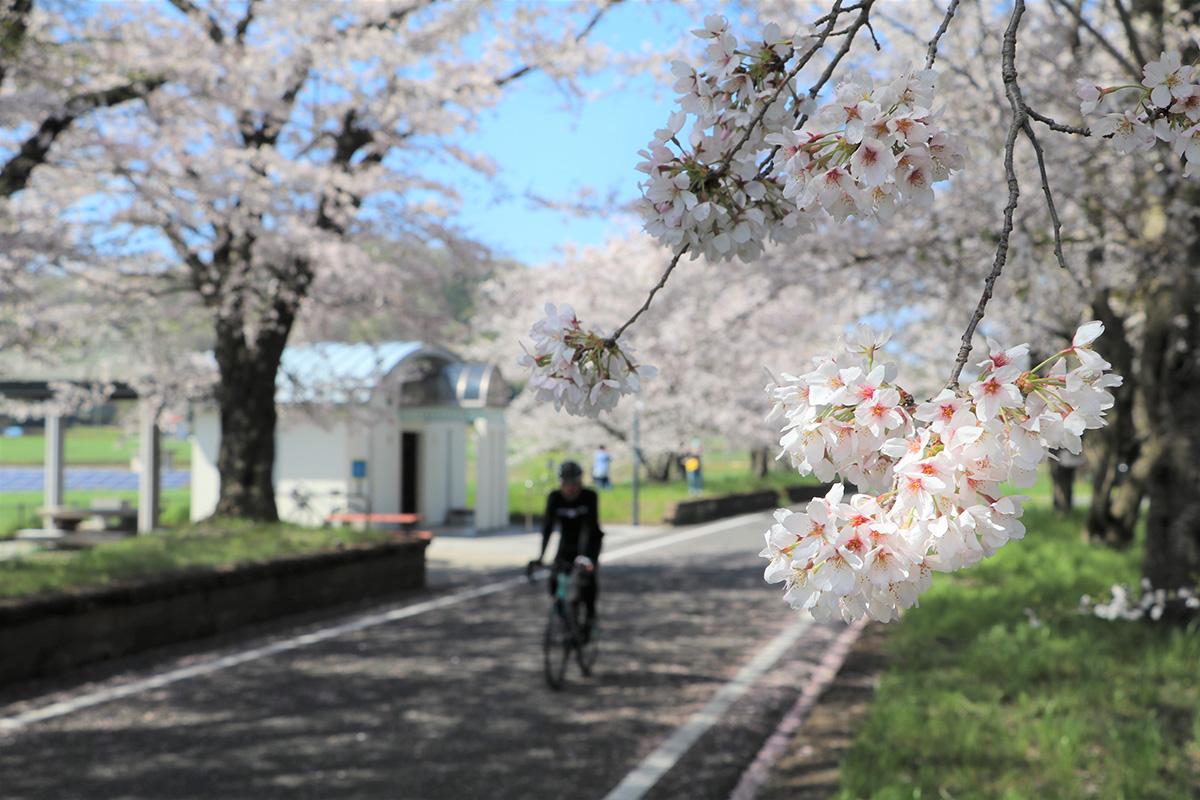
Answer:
top-left (684, 438), bottom-right (703, 496)
top-left (592, 444), bottom-right (612, 489)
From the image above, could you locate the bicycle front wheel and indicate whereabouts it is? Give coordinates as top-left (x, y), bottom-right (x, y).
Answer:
top-left (543, 604), bottom-right (571, 690)
top-left (573, 601), bottom-right (598, 676)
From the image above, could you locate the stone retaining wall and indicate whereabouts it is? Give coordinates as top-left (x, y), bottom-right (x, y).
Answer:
top-left (664, 489), bottom-right (782, 526)
top-left (0, 538), bottom-right (429, 685)
top-left (663, 485), bottom-right (837, 526)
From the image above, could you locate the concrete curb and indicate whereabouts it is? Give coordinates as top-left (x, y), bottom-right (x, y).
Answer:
top-left (728, 616), bottom-right (869, 800)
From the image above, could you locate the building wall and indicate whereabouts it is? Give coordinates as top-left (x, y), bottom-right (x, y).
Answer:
top-left (189, 409), bottom-right (221, 522)
top-left (352, 415), bottom-right (400, 516)
top-left (419, 420), bottom-right (466, 526)
top-left (275, 416), bottom-right (350, 524)
top-left (191, 402), bottom-right (507, 530)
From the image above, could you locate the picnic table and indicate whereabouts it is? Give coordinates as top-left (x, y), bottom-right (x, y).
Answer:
top-left (37, 504), bottom-right (139, 533)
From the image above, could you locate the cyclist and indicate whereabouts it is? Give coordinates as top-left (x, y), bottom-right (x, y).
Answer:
top-left (530, 460), bottom-right (603, 638)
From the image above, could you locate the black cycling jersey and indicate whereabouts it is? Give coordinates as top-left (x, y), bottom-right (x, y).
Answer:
top-left (539, 487), bottom-right (604, 620)
top-left (540, 487), bottom-right (603, 564)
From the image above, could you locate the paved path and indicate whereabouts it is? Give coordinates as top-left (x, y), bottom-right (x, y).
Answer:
top-left (0, 513), bottom-right (853, 800)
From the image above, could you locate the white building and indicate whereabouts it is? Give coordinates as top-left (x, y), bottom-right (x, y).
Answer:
top-left (190, 342), bottom-right (511, 531)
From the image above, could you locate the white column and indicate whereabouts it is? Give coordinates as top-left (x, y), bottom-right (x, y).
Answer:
top-left (137, 403), bottom-right (161, 534)
top-left (493, 419), bottom-right (508, 530)
top-left (43, 412), bottom-right (65, 530)
top-left (472, 418), bottom-right (492, 532)
top-left (473, 417), bottom-right (508, 531)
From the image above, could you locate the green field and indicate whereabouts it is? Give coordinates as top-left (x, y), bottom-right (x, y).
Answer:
top-left (496, 444), bottom-right (813, 526)
top-left (0, 426), bottom-right (191, 467)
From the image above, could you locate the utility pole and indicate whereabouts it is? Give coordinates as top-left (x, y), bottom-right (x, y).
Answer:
top-left (632, 399), bottom-right (641, 526)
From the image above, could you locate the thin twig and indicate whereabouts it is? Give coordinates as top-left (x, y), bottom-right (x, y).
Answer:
top-left (1022, 118), bottom-right (1068, 270)
top-left (1111, 0), bottom-right (1148, 75)
top-left (1049, 0), bottom-right (1140, 79)
top-left (1026, 107), bottom-right (1091, 135)
top-left (608, 247), bottom-right (687, 343)
top-left (924, 0), bottom-right (960, 70)
top-left (947, 0), bottom-right (1027, 390)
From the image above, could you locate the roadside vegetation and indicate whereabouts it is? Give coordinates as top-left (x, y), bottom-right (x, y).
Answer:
top-left (835, 504), bottom-right (1200, 800)
top-left (0, 521), bottom-right (396, 599)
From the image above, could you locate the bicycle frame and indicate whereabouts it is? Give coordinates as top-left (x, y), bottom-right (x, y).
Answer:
top-left (541, 560), bottom-right (597, 689)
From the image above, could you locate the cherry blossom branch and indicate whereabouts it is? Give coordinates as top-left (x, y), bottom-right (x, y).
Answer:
top-left (620, 2), bottom-right (880, 343)
top-left (947, 0), bottom-right (1027, 390)
top-left (719, 1), bottom-right (876, 183)
top-left (608, 247), bottom-right (687, 343)
top-left (923, 0), bottom-right (960, 70)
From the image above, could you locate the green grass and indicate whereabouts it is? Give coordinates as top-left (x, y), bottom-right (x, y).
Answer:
top-left (502, 446), bottom-right (814, 526)
top-left (834, 505), bottom-right (1200, 800)
top-left (0, 521), bottom-right (396, 599)
top-left (0, 426), bottom-right (191, 467)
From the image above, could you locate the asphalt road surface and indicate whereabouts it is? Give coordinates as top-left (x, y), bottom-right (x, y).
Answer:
top-left (0, 512), bottom-right (850, 800)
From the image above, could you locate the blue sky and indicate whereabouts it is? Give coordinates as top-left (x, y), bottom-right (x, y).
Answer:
top-left (444, 3), bottom-right (707, 265)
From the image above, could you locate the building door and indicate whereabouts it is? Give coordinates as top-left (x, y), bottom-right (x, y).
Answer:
top-left (401, 431), bottom-right (420, 514)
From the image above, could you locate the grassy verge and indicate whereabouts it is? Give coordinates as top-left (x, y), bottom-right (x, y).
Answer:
top-left (835, 505), bottom-right (1200, 800)
top-left (0, 521), bottom-right (396, 600)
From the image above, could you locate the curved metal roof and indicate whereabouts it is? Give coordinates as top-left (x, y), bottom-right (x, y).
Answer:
top-left (276, 341), bottom-right (459, 404)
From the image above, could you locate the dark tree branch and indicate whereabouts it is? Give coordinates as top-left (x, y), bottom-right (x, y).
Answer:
top-left (0, 77), bottom-right (165, 198)
top-left (924, 0), bottom-right (959, 69)
top-left (948, 0), bottom-right (1028, 389)
top-left (1050, 0), bottom-right (1140, 79)
top-left (0, 0), bottom-right (33, 87)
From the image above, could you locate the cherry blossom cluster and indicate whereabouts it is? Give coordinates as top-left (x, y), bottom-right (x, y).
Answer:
top-left (634, 15), bottom-right (968, 263)
top-left (517, 302), bottom-right (657, 417)
top-left (1078, 50), bottom-right (1200, 176)
top-left (760, 321), bottom-right (1122, 623)
top-left (771, 69), bottom-right (969, 223)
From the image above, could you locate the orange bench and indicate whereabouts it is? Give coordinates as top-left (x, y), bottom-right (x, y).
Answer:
top-left (324, 512), bottom-right (424, 534)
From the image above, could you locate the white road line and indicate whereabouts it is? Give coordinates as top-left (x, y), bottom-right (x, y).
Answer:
top-left (602, 615), bottom-right (815, 800)
top-left (1, 512), bottom-right (765, 733)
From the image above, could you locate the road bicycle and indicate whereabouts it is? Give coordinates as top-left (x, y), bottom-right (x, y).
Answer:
top-left (527, 556), bottom-right (599, 690)
top-left (288, 485), bottom-right (363, 528)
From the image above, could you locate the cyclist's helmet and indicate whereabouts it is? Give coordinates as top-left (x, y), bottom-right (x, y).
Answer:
top-left (558, 460), bottom-right (584, 483)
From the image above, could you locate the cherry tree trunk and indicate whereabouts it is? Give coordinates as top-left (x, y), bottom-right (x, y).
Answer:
top-left (1085, 290), bottom-right (1140, 546)
top-left (210, 319), bottom-right (290, 522)
top-left (1048, 457), bottom-right (1075, 515)
top-left (750, 446), bottom-right (772, 478)
top-left (1139, 279), bottom-right (1200, 606)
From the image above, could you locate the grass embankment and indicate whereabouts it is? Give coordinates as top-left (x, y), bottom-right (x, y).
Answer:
top-left (835, 505), bottom-right (1200, 800)
top-left (0, 522), bottom-right (395, 600)
top-left (0, 426), bottom-right (191, 467)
